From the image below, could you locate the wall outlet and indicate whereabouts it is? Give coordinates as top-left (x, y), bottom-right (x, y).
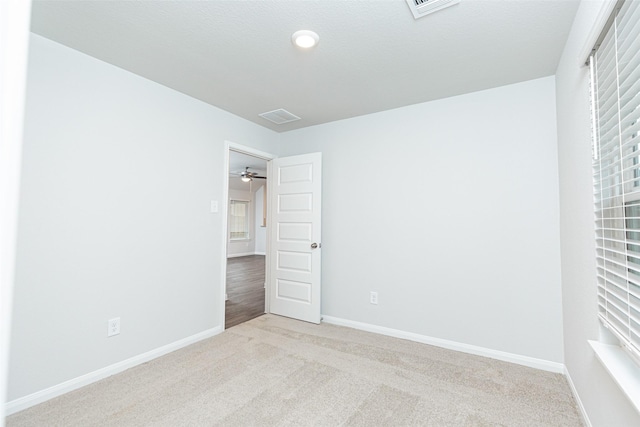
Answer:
top-left (370, 291), bottom-right (378, 305)
top-left (107, 317), bottom-right (120, 337)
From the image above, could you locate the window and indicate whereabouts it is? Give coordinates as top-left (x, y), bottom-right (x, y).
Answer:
top-left (229, 200), bottom-right (250, 240)
top-left (591, 0), bottom-right (640, 362)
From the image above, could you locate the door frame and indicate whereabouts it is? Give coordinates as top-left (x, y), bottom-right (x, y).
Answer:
top-left (221, 141), bottom-right (276, 329)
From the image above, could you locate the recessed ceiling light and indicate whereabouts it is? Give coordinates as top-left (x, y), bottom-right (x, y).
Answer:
top-left (292, 30), bottom-right (319, 49)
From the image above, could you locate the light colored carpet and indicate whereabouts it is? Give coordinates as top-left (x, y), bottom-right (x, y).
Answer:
top-left (7, 314), bottom-right (583, 426)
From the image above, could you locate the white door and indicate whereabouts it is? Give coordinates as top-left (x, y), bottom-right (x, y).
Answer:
top-left (268, 152), bottom-right (322, 324)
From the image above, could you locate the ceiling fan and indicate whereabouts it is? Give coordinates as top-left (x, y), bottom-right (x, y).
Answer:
top-left (239, 167), bottom-right (266, 182)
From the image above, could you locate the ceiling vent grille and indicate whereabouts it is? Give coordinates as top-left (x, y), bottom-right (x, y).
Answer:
top-left (258, 109), bottom-right (301, 125)
top-left (406, 0), bottom-right (460, 19)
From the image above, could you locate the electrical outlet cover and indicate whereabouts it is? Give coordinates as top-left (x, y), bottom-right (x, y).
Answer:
top-left (370, 292), bottom-right (378, 305)
top-left (108, 317), bottom-right (120, 337)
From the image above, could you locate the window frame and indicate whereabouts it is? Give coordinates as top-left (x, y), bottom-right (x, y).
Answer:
top-left (588, 0), bottom-right (640, 412)
top-left (229, 199), bottom-right (251, 241)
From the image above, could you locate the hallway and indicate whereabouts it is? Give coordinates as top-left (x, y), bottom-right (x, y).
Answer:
top-left (225, 255), bottom-right (265, 328)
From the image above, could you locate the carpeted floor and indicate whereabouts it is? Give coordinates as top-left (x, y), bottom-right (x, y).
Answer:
top-left (7, 314), bottom-right (583, 426)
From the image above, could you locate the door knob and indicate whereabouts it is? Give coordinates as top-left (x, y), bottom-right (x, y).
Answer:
top-left (311, 243), bottom-right (319, 249)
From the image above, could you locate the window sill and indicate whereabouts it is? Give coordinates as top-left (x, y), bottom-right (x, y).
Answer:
top-left (589, 340), bottom-right (640, 414)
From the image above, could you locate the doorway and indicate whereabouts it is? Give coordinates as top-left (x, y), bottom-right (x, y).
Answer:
top-left (225, 254), bottom-right (265, 328)
top-left (223, 143), bottom-right (274, 329)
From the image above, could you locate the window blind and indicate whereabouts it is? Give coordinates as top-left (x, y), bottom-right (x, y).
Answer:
top-left (229, 200), bottom-right (250, 240)
top-left (592, 0), bottom-right (640, 360)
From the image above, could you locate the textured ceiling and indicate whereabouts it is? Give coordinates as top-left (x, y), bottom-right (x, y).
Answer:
top-left (30, 0), bottom-right (580, 132)
top-left (229, 151), bottom-right (267, 177)
top-left (228, 151), bottom-right (267, 191)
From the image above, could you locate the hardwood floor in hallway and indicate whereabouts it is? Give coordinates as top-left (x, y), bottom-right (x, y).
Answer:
top-left (225, 255), bottom-right (265, 328)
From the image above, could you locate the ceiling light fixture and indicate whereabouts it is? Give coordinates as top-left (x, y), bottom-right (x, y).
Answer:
top-left (292, 30), bottom-right (319, 49)
top-left (241, 176), bottom-right (252, 183)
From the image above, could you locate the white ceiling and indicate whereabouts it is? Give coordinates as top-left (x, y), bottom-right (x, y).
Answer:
top-left (30, 0), bottom-right (580, 133)
top-left (229, 151), bottom-right (267, 177)
top-left (228, 150), bottom-right (267, 191)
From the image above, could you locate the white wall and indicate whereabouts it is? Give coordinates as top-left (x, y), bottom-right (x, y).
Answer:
top-left (227, 189), bottom-right (255, 257)
top-left (8, 34), bottom-right (278, 402)
top-left (555, 1), bottom-right (640, 425)
top-left (254, 186), bottom-right (266, 255)
top-left (0, 1), bottom-right (32, 423)
top-left (279, 76), bottom-right (564, 363)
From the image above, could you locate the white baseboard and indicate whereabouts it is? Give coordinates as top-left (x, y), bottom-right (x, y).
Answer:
top-left (227, 252), bottom-right (255, 258)
top-left (5, 325), bottom-right (223, 415)
top-left (228, 252), bottom-right (267, 258)
top-left (227, 252), bottom-right (265, 258)
top-left (321, 315), bottom-right (565, 374)
top-left (565, 366), bottom-right (592, 427)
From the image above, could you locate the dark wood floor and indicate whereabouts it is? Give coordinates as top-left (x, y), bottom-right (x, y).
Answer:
top-left (225, 255), bottom-right (266, 329)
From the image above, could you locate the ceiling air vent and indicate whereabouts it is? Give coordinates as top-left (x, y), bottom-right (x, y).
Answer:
top-left (258, 109), bottom-right (301, 125)
top-left (406, 0), bottom-right (460, 19)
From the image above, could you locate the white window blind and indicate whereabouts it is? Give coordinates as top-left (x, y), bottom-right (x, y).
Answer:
top-left (229, 200), bottom-right (250, 240)
top-left (592, 0), bottom-right (640, 360)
